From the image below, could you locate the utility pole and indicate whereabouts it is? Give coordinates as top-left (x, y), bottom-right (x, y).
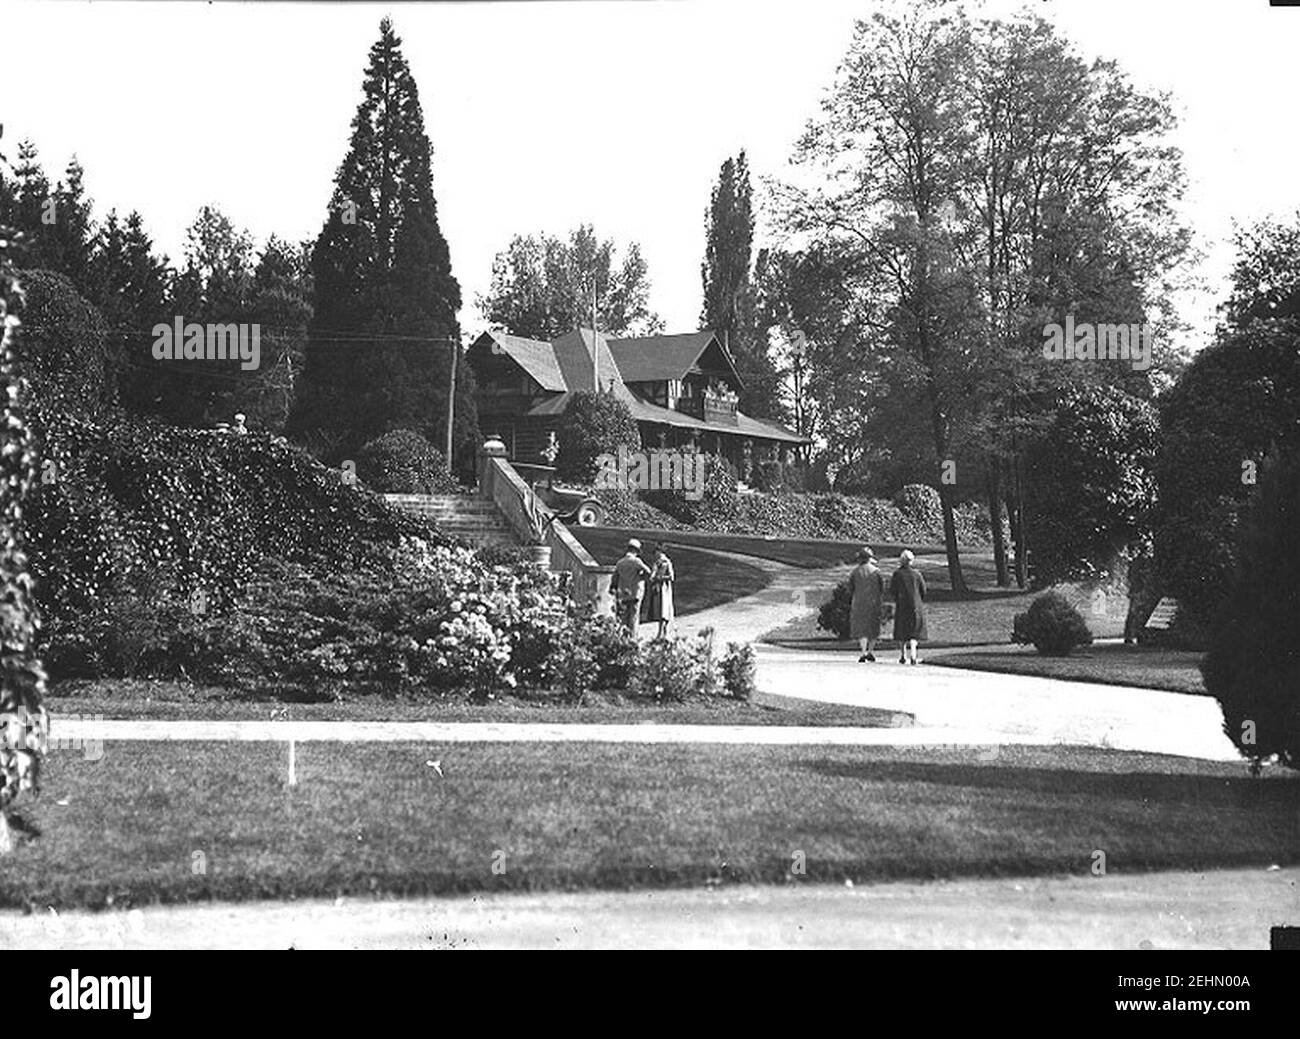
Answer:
top-left (444, 335), bottom-right (457, 470)
top-left (591, 276), bottom-right (599, 392)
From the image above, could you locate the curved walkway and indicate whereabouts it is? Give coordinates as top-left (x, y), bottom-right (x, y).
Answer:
top-left (6, 867), bottom-right (1294, 949)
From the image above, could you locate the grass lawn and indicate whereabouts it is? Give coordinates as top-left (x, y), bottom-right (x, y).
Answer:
top-left (46, 679), bottom-right (908, 728)
top-left (576, 525), bottom-right (947, 569)
top-left (4, 741), bottom-right (1294, 909)
top-left (928, 643), bottom-right (1207, 695)
top-left (567, 531), bottom-right (771, 613)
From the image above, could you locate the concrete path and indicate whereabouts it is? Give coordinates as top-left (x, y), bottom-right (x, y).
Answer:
top-left (752, 646), bottom-right (1241, 761)
top-left (52, 716), bottom-right (1033, 749)
top-left (673, 553), bottom-right (1241, 762)
top-left (6, 867), bottom-right (1294, 950)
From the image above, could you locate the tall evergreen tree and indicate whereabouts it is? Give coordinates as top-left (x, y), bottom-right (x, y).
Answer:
top-left (292, 17), bottom-right (468, 463)
top-left (88, 210), bottom-right (172, 416)
top-left (45, 158), bottom-right (94, 286)
top-left (701, 152), bottom-right (784, 420)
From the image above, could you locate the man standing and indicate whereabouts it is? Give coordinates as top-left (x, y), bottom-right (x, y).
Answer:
top-left (610, 539), bottom-right (652, 634)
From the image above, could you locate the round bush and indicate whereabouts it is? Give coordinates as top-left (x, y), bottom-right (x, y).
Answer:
top-left (355, 429), bottom-right (460, 495)
top-left (1011, 591), bottom-right (1094, 656)
top-left (555, 391), bottom-right (641, 482)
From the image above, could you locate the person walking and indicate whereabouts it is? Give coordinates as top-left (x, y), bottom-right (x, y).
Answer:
top-left (848, 547), bottom-right (885, 662)
top-left (610, 539), bottom-right (652, 635)
top-left (889, 549), bottom-right (928, 665)
top-left (642, 542), bottom-right (676, 639)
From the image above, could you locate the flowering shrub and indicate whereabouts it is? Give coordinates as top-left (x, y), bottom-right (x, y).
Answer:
top-left (628, 628), bottom-right (721, 703)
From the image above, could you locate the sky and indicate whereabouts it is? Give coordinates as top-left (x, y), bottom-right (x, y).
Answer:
top-left (2, 0), bottom-right (1298, 349)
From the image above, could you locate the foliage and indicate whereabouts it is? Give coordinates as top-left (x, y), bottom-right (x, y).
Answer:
top-left (892, 484), bottom-right (943, 530)
top-left (480, 224), bottom-right (662, 341)
top-left (292, 17), bottom-right (468, 462)
top-left (643, 453), bottom-right (738, 528)
top-left (1023, 386), bottom-right (1159, 587)
top-left (817, 579), bottom-right (853, 641)
top-left (1011, 591), bottom-right (1094, 656)
top-left (13, 269), bottom-right (116, 417)
top-left (0, 235), bottom-right (49, 810)
top-left (627, 629), bottom-right (721, 703)
top-left (701, 152), bottom-right (786, 421)
top-left (26, 408), bottom-right (439, 674)
top-left (1201, 447), bottom-right (1300, 771)
top-left (720, 642), bottom-right (758, 702)
top-left (555, 391), bottom-right (640, 482)
top-left (356, 429), bottom-right (459, 494)
top-left (1156, 218), bottom-right (1300, 638)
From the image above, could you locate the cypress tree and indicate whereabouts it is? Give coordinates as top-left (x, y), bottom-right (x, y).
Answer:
top-left (700, 151), bottom-right (784, 420)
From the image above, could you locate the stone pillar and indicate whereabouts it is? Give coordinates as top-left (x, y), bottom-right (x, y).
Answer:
top-left (477, 436), bottom-right (507, 498)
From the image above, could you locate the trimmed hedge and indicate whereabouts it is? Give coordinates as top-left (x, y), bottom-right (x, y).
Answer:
top-left (1012, 592), bottom-right (1094, 657)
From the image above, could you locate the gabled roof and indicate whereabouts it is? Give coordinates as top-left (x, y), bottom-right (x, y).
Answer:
top-left (607, 331), bottom-right (740, 385)
top-left (550, 329), bottom-right (624, 394)
top-left (473, 331), bottom-right (567, 392)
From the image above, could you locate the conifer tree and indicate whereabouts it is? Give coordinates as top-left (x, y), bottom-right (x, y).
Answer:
top-left (292, 17), bottom-right (468, 462)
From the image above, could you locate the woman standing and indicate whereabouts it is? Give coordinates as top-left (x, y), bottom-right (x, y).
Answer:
top-left (642, 542), bottom-right (676, 639)
top-left (889, 549), bottom-right (928, 665)
top-left (848, 547), bottom-right (885, 662)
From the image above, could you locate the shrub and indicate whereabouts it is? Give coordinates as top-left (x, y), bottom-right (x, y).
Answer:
top-left (1011, 591), bottom-right (1094, 656)
top-left (627, 628), bottom-right (720, 703)
top-left (892, 484), bottom-right (943, 529)
top-left (817, 579), bottom-right (853, 641)
top-left (24, 408), bottom-right (443, 674)
top-left (556, 391), bottom-right (640, 482)
top-left (1156, 318), bottom-right (1300, 638)
top-left (13, 269), bottom-right (115, 417)
top-left (1201, 446), bottom-right (1300, 771)
top-left (720, 642), bottom-right (757, 701)
top-left (355, 429), bottom-right (460, 495)
top-left (644, 453), bottom-right (738, 528)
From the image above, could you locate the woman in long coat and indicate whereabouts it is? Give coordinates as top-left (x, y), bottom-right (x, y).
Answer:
top-left (642, 543), bottom-right (676, 639)
top-left (848, 547), bottom-right (885, 662)
top-left (889, 549), bottom-right (928, 665)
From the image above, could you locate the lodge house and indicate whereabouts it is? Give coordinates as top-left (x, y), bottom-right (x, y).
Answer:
top-left (467, 327), bottom-right (807, 475)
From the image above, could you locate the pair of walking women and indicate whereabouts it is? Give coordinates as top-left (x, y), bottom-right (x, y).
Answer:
top-left (847, 547), bottom-right (927, 665)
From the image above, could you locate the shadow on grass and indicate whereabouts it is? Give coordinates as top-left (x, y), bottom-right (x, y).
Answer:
top-left (799, 757), bottom-right (1300, 807)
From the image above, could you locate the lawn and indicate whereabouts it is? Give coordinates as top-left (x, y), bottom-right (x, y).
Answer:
top-left (576, 525), bottom-right (947, 569)
top-left (45, 679), bottom-right (908, 728)
top-left (3, 741), bottom-right (1294, 909)
top-left (568, 530), bottom-right (772, 613)
top-left (928, 643), bottom-right (1207, 695)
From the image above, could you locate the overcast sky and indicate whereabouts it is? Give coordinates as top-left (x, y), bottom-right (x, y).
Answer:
top-left (2, 0), bottom-right (1298, 349)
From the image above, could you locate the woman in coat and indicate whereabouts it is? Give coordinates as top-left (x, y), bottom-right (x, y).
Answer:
top-left (889, 549), bottom-right (928, 665)
top-left (848, 547), bottom-right (885, 662)
top-left (642, 543), bottom-right (676, 639)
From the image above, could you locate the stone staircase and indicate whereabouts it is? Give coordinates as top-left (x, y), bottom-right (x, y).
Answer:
top-left (384, 494), bottom-right (519, 547)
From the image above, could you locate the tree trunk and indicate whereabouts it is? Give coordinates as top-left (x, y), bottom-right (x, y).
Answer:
top-left (929, 406), bottom-right (967, 595)
top-left (0, 812), bottom-right (11, 856)
top-left (1009, 453), bottom-right (1028, 588)
top-left (985, 461), bottom-right (1010, 587)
